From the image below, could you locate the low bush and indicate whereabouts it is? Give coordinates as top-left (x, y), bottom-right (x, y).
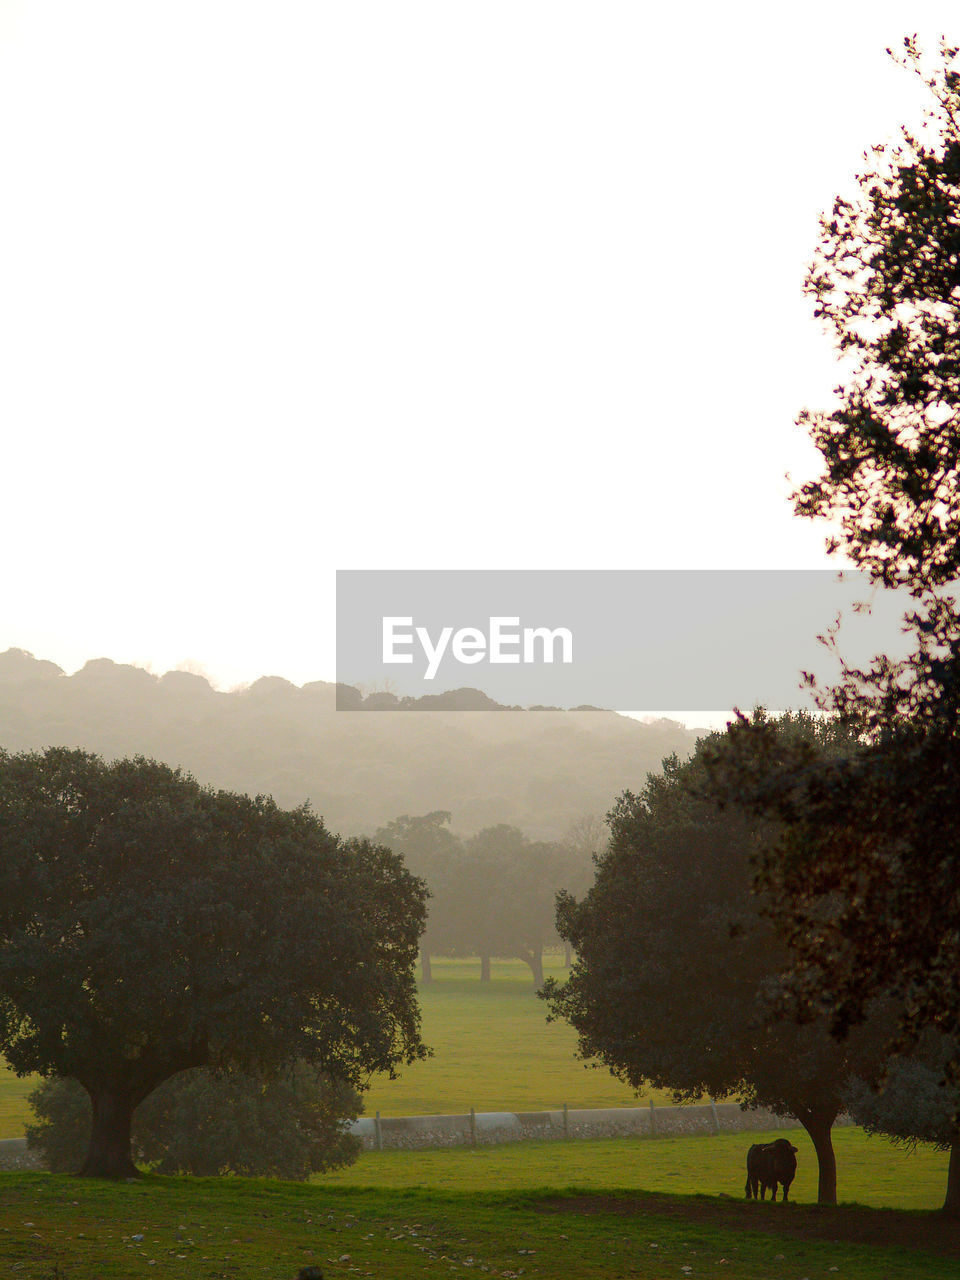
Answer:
top-left (26, 1063), bottom-right (362, 1179)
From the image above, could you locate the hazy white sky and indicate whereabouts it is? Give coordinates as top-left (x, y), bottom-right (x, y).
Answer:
top-left (0, 2), bottom-right (953, 691)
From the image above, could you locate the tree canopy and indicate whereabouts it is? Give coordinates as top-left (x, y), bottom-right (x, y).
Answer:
top-left (723, 40), bottom-right (960, 1066)
top-left (374, 811), bottom-right (463, 981)
top-left (0, 747), bottom-right (428, 1177)
top-left (542, 719), bottom-right (887, 1204)
top-left (374, 813), bottom-right (593, 986)
top-left (795, 36), bottom-right (960, 600)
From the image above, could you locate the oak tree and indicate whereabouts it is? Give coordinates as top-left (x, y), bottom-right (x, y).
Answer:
top-left (0, 748), bottom-right (428, 1178)
top-left (373, 811), bottom-right (463, 982)
top-left (734, 39), bottom-right (960, 1064)
top-left (542, 720), bottom-right (886, 1205)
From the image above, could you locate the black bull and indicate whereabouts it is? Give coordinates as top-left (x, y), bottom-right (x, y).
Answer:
top-left (745, 1138), bottom-right (798, 1201)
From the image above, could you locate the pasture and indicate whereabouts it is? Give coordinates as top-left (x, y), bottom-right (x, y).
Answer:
top-left (363, 955), bottom-right (661, 1115)
top-left (324, 1125), bottom-right (951, 1212)
top-left (1, 1169), bottom-right (958, 1280)
top-left (2, 956), bottom-right (955, 1277)
top-left (0, 1061), bottom-right (32, 1139)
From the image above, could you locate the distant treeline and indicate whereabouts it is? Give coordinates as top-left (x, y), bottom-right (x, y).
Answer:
top-left (336, 683), bottom-right (608, 713)
top-left (0, 648), bottom-right (697, 839)
top-left (372, 811), bottom-right (605, 987)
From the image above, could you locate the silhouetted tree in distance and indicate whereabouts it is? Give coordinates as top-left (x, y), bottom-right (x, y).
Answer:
top-left (371, 812), bottom-right (596, 985)
top-left (453, 826), bottom-right (576, 988)
top-left (558, 814), bottom-right (609, 965)
top-left (374, 811), bottom-right (464, 982)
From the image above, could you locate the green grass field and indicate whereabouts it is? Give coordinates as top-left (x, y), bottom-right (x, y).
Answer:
top-left (2, 1169), bottom-right (958, 1280)
top-left (0, 955), bottom-right (664, 1138)
top-left (363, 956), bottom-right (653, 1116)
top-left (324, 1125), bottom-right (950, 1212)
top-left (3, 953), bottom-right (955, 1277)
top-left (0, 1059), bottom-right (34, 1139)
top-left (2, 956), bottom-right (955, 1276)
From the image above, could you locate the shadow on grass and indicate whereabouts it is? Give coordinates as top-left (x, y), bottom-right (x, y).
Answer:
top-left (532, 1188), bottom-right (960, 1256)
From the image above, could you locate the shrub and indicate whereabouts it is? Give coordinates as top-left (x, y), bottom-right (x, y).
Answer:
top-left (27, 1063), bottom-right (362, 1179)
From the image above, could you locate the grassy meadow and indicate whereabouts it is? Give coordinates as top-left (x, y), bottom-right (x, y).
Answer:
top-left (2, 1169), bottom-right (959, 1280)
top-left (325, 1125), bottom-right (951, 1212)
top-left (3, 955), bottom-right (958, 1278)
top-left (363, 955), bottom-right (654, 1116)
top-left (0, 1060), bottom-right (32, 1139)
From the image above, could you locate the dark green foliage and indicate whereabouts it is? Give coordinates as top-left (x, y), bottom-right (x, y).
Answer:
top-left (26, 1065), bottom-right (361, 1179)
top-left (0, 747), bottom-right (427, 1177)
top-left (542, 716), bottom-right (887, 1204)
top-left (727, 40), bottom-right (960, 1074)
top-left (845, 1053), bottom-right (959, 1153)
top-left (795, 36), bottom-right (960, 595)
top-left (843, 1033), bottom-right (960, 1215)
top-left (24, 1075), bottom-right (90, 1175)
top-left (716, 711), bottom-right (960, 1050)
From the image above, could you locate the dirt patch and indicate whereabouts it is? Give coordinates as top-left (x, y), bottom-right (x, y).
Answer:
top-left (534, 1192), bottom-right (960, 1257)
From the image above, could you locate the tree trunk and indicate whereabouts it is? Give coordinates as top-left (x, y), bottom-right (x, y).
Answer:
top-left (80, 1087), bottom-right (139, 1179)
top-left (480, 953), bottom-right (491, 982)
top-left (942, 1141), bottom-right (960, 1217)
top-left (797, 1108), bottom-right (837, 1205)
top-left (421, 947), bottom-right (433, 983)
top-left (564, 941), bottom-right (572, 968)
top-left (518, 948), bottom-right (544, 989)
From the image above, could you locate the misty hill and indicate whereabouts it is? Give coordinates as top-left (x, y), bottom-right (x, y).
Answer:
top-left (0, 649), bottom-right (699, 839)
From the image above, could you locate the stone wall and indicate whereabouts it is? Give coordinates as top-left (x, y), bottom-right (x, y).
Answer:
top-left (0, 1138), bottom-right (42, 1171)
top-left (348, 1103), bottom-right (853, 1151)
top-left (0, 1105), bottom-right (853, 1165)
